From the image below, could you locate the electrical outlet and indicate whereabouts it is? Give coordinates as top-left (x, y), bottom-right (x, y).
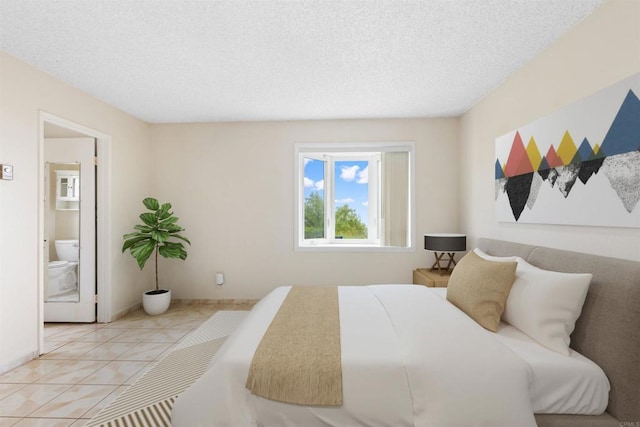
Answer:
top-left (0, 164), bottom-right (13, 180)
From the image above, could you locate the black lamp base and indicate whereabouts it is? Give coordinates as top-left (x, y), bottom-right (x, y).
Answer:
top-left (431, 252), bottom-right (457, 275)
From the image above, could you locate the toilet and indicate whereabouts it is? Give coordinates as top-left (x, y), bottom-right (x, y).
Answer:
top-left (47, 240), bottom-right (79, 297)
top-left (55, 239), bottom-right (80, 262)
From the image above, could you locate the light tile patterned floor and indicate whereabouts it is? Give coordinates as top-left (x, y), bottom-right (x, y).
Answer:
top-left (0, 302), bottom-right (252, 426)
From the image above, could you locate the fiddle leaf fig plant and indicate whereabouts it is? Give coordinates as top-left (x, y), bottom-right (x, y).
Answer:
top-left (122, 197), bottom-right (191, 291)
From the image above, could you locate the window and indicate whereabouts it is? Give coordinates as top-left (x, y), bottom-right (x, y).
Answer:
top-left (295, 142), bottom-right (414, 250)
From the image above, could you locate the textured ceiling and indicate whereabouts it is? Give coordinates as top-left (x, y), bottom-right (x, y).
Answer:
top-left (0, 0), bottom-right (604, 123)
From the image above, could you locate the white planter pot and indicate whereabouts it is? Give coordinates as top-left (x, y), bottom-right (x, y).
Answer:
top-left (142, 289), bottom-right (171, 315)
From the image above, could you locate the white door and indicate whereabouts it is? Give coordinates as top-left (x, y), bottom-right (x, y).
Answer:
top-left (44, 138), bottom-right (96, 322)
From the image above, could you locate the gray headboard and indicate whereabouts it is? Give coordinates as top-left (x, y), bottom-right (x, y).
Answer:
top-left (478, 238), bottom-right (640, 425)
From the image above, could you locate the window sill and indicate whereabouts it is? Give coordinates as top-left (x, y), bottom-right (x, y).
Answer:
top-left (296, 244), bottom-right (413, 253)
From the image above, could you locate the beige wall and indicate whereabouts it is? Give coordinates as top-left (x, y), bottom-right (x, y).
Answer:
top-left (2, 0), bottom-right (637, 374)
top-left (0, 52), bottom-right (151, 371)
top-left (459, 0), bottom-right (640, 261)
top-left (149, 118), bottom-right (460, 300)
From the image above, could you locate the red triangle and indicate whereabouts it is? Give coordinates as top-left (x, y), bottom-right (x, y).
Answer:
top-left (504, 132), bottom-right (533, 177)
top-left (545, 145), bottom-right (563, 168)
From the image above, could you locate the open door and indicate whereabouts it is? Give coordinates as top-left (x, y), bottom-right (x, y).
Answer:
top-left (44, 138), bottom-right (96, 322)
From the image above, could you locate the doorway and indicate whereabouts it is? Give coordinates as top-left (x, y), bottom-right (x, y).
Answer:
top-left (38, 112), bottom-right (112, 353)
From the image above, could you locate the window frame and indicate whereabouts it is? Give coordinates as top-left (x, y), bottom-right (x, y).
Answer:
top-left (295, 142), bottom-right (415, 252)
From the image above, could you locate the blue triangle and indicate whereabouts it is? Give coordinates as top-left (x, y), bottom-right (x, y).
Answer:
top-left (600, 89), bottom-right (640, 157)
top-left (537, 157), bottom-right (551, 180)
top-left (495, 159), bottom-right (504, 179)
top-left (538, 156), bottom-right (550, 171)
top-left (571, 151), bottom-right (583, 164)
top-left (577, 138), bottom-right (594, 161)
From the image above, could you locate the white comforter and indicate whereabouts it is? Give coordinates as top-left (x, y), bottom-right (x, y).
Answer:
top-left (172, 285), bottom-right (537, 426)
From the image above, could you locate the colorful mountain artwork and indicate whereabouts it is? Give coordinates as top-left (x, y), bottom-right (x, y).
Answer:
top-left (495, 73), bottom-right (640, 228)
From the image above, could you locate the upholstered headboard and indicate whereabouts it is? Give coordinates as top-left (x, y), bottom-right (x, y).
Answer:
top-left (478, 238), bottom-right (640, 426)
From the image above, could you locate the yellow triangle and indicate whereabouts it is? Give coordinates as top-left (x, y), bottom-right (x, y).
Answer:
top-left (556, 131), bottom-right (578, 165)
top-left (526, 137), bottom-right (542, 170)
top-left (593, 144), bottom-right (601, 155)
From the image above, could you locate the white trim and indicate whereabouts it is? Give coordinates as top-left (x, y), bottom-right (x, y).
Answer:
top-left (409, 144), bottom-right (415, 249)
top-left (95, 127), bottom-right (112, 324)
top-left (296, 141), bottom-right (413, 153)
top-left (0, 350), bottom-right (38, 375)
top-left (38, 112), bottom-right (112, 354)
top-left (367, 156), bottom-right (380, 242)
top-left (296, 244), bottom-right (413, 253)
top-left (327, 156), bottom-right (335, 241)
top-left (294, 142), bottom-right (415, 252)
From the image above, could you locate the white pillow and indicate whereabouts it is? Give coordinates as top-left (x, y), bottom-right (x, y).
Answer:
top-left (502, 258), bottom-right (592, 355)
top-left (473, 248), bottom-right (518, 262)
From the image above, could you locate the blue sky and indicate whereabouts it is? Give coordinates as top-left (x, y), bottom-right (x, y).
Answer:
top-left (304, 159), bottom-right (369, 224)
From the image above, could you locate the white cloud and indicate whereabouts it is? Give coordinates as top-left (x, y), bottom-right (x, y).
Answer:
top-left (304, 158), bottom-right (313, 166)
top-left (357, 166), bottom-right (368, 184)
top-left (362, 201), bottom-right (368, 207)
top-left (304, 178), bottom-right (324, 192)
top-left (335, 198), bottom-right (355, 204)
top-left (304, 177), bottom-right (315, 188)
top-left (340, 165), bottom-right (360, 182)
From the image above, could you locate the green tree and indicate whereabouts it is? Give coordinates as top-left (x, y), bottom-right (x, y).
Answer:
top-left (304, 191), bottom-right (324, 239)
top-left (304, 194), bottom-right (368, 240)
top-left (335, 205), bottom-right (367, 239)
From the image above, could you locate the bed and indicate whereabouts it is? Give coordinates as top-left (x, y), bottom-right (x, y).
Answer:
top-left (476, 238), bottom-right (640, 427)
top-left (171, 238), bottom-right (640, 426)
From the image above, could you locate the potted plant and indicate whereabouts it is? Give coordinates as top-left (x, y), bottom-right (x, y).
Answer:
top-left (122, 197), bottom-right (190, 315)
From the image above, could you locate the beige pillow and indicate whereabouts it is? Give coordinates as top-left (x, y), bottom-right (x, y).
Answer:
top-left (446, 251), bottom-right (517, 332)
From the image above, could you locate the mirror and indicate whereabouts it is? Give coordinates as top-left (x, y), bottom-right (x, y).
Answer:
top-left (46, 163), bottom-right (80, 303)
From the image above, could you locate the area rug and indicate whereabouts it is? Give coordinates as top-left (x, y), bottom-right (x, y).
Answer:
top-left (85, 310), bottom-right (248, 427)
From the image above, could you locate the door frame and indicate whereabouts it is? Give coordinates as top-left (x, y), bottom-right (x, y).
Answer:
top-left (38, 112), bottom-right (112, 350)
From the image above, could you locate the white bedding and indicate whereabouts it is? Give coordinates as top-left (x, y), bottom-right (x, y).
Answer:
top-left (429, 288), bottom-right (610, 415)
top-left (173, 285), bottom-right (542, 426)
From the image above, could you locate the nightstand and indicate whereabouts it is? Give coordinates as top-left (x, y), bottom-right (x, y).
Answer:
top-left (412, 268), bottom-right (450, 287)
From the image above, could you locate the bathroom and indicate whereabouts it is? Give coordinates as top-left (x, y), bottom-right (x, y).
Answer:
top-left (46, 162), bottom-right (81, 304)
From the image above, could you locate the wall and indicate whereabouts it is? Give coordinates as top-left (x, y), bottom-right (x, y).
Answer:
top-left (3, 0), bottom-right (632, 374)
top-left (150, 118), bottom-right (459, 300)
top-left (0, 52), bottom-right (151, 372)
top-left (459, 0), bottom-right (640, 260)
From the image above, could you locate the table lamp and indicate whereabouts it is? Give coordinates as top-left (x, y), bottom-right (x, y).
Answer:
top-left (424, 233), bottom-right (466, 274)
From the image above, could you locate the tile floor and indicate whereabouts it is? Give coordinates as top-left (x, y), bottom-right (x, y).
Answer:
top-left (0, 302), bottom-right (252, 426)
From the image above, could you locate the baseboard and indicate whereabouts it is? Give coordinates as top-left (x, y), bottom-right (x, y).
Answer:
top-left (108, 299), bottom-right (257, 323)
top-left (0, 350), bottom-right (38, 375)
top-left (109, 302), bottom-right (142, 322)
top-left (171, 298), bottom-right (259, 306)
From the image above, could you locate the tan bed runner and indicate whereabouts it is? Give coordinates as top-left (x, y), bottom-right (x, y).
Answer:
top-left (246, 286), bottom-right (343, 406)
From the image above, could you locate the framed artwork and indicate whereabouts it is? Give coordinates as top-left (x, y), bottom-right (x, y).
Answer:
top-left (495, 73), bottom-right (639, 228)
